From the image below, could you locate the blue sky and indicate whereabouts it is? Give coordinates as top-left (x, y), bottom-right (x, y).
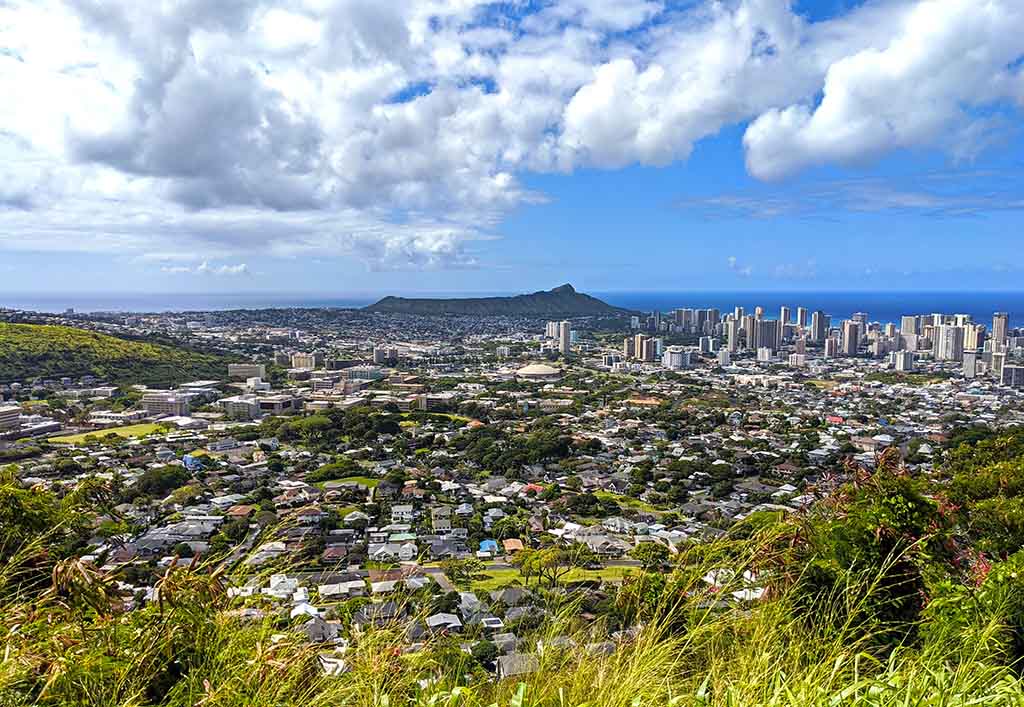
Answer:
top-left (1, 0), bottom-right (1022, 296)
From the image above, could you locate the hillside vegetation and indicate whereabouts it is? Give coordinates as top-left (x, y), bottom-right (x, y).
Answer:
top-left (4, 430), bottom-right (1024, 705)
top-left (0, 323), bottom-right (231, 386)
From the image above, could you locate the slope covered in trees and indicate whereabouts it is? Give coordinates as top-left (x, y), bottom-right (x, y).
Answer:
top-left (0, 323), bottom-right (232, 385)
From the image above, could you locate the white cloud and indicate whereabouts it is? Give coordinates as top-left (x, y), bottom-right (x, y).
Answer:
top-left (743, 0), bottom-right (1024, 179)
top-left (161, 261), bottom-right (251, 277)
top-left (0, 0), bottom-right (1021, 270)
top-left (727, 255), bottom-right (753, 278)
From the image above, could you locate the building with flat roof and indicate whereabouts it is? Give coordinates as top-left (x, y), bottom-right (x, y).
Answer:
top-left (228, 363), bottom-right (267, 380)
top-left (141, 392), bottom-right (192, 417)
top-left (0, 405), bottom-right (20, 430)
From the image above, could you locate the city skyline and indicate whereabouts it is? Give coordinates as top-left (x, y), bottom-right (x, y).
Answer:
top-left (2, 0), bottom-right (1024, 294)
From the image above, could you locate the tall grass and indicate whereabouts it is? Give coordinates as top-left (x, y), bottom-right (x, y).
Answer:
top-left (3, 525), bottom-right (1023, 707)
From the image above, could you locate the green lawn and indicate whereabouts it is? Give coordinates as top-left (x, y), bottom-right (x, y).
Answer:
top-left (594, 490), bottom-right (664, 514)
top-left (318, 476), bottom-right (381, 489)
top-left (50, 423), bottom-right (164, 445)
top-left (400, 412), bottom-right (472, 423)
top-left (470, 565), bottom-right (636, 592)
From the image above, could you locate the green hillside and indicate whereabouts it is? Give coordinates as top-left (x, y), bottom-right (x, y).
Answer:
top-left (366, 284), bottom-right (631, 316)
top-left (0, 322), bottom-right (231, 386)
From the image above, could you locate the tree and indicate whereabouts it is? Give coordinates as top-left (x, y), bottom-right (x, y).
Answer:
top-left (471, 640), bottom-right (498, 667)
top-left (307, 457), bottom-right (359, 483)
top-left (491, 516), bottom-right (524, 540)
top-left (523, 543), bottom-right (597, 587)
top-left (630, 543), bottom-right (669, 571)
top-left (440, 557), bottom-right (485, 587)
top-left (221, 518), bottom-right (250, 542)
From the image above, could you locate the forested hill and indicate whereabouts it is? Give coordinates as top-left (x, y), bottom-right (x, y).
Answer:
top-left (365, 284), bottom-right (631, 316)
top-left (0, 322), bottom-right (232, 385)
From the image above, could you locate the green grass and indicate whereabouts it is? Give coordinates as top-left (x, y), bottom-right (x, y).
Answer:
top-left (49, 423), bottom-right (165, 444)
top-left (594, 490), bottom-right (664, 514)
top-left (470, 566), bottom-right (635, 592)
top-left (8, 431), bottom-right (1024, 707)
top-left (0, 322), bottom-right (234, 385)
top-left (865, 371), bottom-right (950, 386)
top-left (317, 475), bottom-right (380, 489)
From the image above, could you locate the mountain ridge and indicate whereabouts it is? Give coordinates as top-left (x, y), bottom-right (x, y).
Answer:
top-left (365, 283), bottom-right (631, 316)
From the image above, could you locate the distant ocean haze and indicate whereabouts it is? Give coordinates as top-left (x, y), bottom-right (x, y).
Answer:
top-left (2, 289), bottom-right (1023, 326)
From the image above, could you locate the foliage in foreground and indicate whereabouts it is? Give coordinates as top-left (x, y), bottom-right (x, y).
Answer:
top-left (4, 435), bottom-right (1024, 705)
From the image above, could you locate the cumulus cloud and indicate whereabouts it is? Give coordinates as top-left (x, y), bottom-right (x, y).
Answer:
top-left (0, 0), bottom-right (1021, 270)
top-left (743, 0), bottom-right (1024, 179)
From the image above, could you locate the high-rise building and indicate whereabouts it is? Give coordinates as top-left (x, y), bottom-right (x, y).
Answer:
top-left (756, 347), bottom-right (773, 362)
top-left (699, 336), bottom-right (715, 354)
top-left (717, 350), bottom-right (731, 367)
top-left (780, 306), bottom-right (792, 325)
top-left (824, 337), bottom-right (840, 358)
top-left (290, 352), bottom-right (324, 369)
top-left (963, 350), bottom-right (978, 379)
top-left (841, 320), bottom-right (860, 356)
top-left (963, 324), bottom-right (986, 351)
top-left (811, 311), bottom-right (829, 343)
top-left (662, 346), bottom-right (691, 370)
top-left (891, 351), bottom-right (914, 372)
top-left (641, 336), bottom-right (658, 362)
top-left (754, 319), bottom-right (780, 354)
top-left (794, 337), bottom-right (806, 355)
top-left (1002, 365), bottom-right (1024, 389)
top-left (796, 307), bottom-right (808, 328)
top-left (933, 325), bottom-right (965, 362)
top-left (788, 353), bottom-right (806, 367)
top-left (742, 315), bottom-right (756, 348)
top-left (726, 319), bottom-right (740, 353)
top-left (623, 337), bottom-right (636, 359)
top-left (630, 334), bottom-right (655, 362)
top-left (993, 312), bottom-right (1009, 352)
top-left (852, 312), bottom-right (868, 326)
top-left (545, 321), bottom-right (560, 338)
top-left (992, 351), bottom-right (1007, 380)
top-left (900, 315), bottom-right (920, 336)
top-left (558, 321), bottom-right (571, 356)
top-left (734, 306), bottom-right (745, 321)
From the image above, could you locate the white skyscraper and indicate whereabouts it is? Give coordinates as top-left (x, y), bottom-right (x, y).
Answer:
top-left (558, 321), bottom-right (571, 356)
top-left (891, 351), bottom-right (915, 372)
top-left (933, 324), bottom-right (965, 362)
top-left (993, 312), bottom-right (1009, 352)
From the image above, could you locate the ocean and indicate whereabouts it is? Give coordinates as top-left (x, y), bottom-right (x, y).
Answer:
top-left (2, 290), bottom-right (1023, 326)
